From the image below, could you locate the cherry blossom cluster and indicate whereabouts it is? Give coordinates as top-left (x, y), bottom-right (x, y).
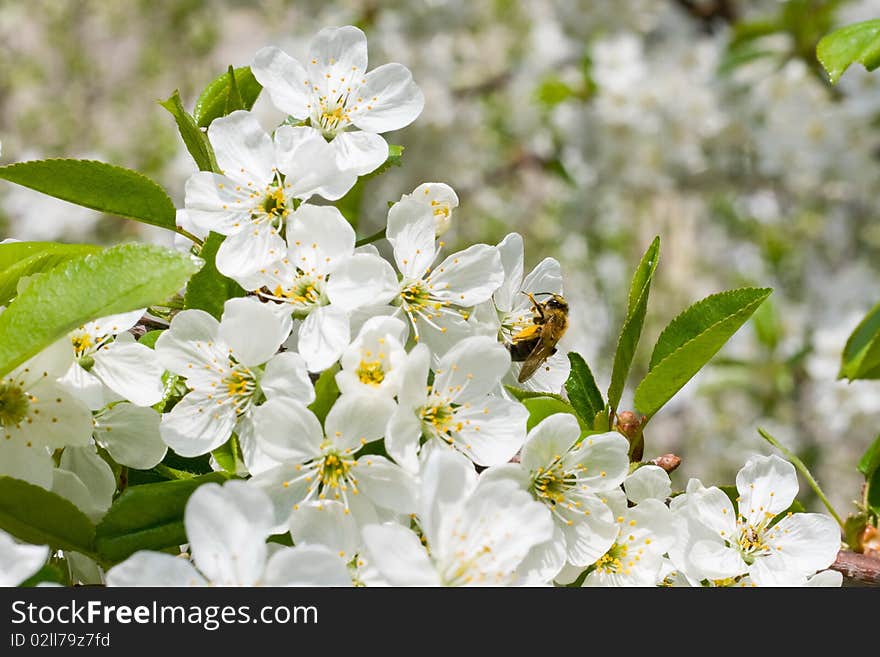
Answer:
top-left (0, 26), bottom-right (843, 587)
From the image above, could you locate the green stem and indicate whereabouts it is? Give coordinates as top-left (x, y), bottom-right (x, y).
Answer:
top-left (355, 227), bottom-right (386, 248)
top-left (758, 428), bottom-right (845, 530)
top-left (175, 226), bottom-right (204, 247)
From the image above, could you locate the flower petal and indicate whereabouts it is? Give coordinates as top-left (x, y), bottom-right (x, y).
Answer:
top-left (287, 204), bottom-right (355, 271)
top-left (429, 243), bottom-right (504, 306)
top-left (327, 253), bottom-right (400, 311)
top-left (560, 494), bottom-right (619, 566)
top-left (185, 481), bottom-right (274, 585)
top-left (362, 522), bottom-right (440, 586)
top-left (433, 336), bottom-right (511, 402)
top-left (208, 110), bottom-right (274, 187)
top-left (219, 297), bottom-right (290, 367)
top-left (736, 454), bottom-right (799, 527)
top-left (216, 225), bottom-right (287, 281)
top-left (350, 63), bottom-right (424, 133)
top-left (262, 545), bottom-right (352, 586)
top-left (251, 398), bottom-right (324, 464)
top-left (275, 126), bottom-right (357, 201)
top-left (522, 257), bottom-right (564, 297)
top-left (386, 196), bottom-right (436, 278)
top-left (494, 233), bottom-right (524, 312)
top-left (105, 551), bottom-right (207, 587)
top-left (184, 172), bottom-right (252, 236)
top-left (296, 304), bottom-right (351, 372)
top-left (94, 403), bottom-right (167, 469)
top-left (520, 413), bottom-right (579, 472)
top-left (325, 394), bottom-right (396, 452)
top-left (331, 131), bottom-right (389, 176)
top-left (0, 530), bottom-right (49, 586)
top-left (452, 396), bottom-right (528, 466)
top-left (251, 46), bottom-right (312, 118)
top-left (160, 392), bottom-right (236, 457)
top-left (0, 442), bottom-right (53, 489)
top-left (756, 512), bottom-right (841, 584)
top-left (307, 25), bottom-right (369, 96)
top-left (261, 351), bottom-right (314, 404)
top-left (155, 309), bottom-right (224, 380)
top-left (384, 408), bottom-right (422, 473)
top-left (566, 431), bottom-right (630, 491)
top-left (351, 455), bottom-right (418, 514)
top-left (624, 465), bottom-right (672, 503)
top-left (288, 500), bottom-right (360, 557)
top-left (92, 341), bottom-right (164, 407)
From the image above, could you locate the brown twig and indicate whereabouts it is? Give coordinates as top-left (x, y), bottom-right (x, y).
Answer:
top-left (831, 550), bottom-right (880, 587)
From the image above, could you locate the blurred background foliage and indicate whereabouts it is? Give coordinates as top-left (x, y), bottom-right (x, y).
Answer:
top-left (2, 0), bottom-right (879, 512)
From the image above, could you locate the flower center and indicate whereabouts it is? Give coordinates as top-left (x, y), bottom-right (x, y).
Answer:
top-left (594, 542), bottom-right (630, 575)
top-left (71, 333), bottom-right (94, 357)
top-left (356, 359), bottom-right (385, 386)
top-left (0, 381), bottom-right (30, 426)
top-left (269, 273), bottom-right (326, 313)
top-left (318, 450), bottom-right (355, 490)
top-left (431, 200), bottom-right (450, 220)
top-left (419, 402), bottom-right (458, 440)
top-left (316, 100), bottom-right (351, 136)
top-left (736, 523), bottom-right (770, 564)
top-left (222, 366), bottom-right (259, 415)
top-left (400, 280), bottom-right (432, 312)
top-left (261, 186), bottom-right (288, 218)
top-left (531, 460), bottom-right (576, 506)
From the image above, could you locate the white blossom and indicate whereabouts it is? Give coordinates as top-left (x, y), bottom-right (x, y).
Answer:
top-left (184, 110), bottom-right (356, 280)
top-left (386, 337), bottom-right (528, 471)
top-left (362, 449), bottom-right (554, 586)
top-left (252, 25), bottom-right (424, 176)
top-left (106, 481), bottom-right (350, 586)
top-left (669, 455), bottom-right (841, 587)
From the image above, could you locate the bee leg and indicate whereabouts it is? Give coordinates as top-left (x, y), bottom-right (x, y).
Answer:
top-left (523, 292), bottom-right (544, 320)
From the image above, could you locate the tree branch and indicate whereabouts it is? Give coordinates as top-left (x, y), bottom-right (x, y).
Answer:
top-left (832, 550), bottom-right (880, 586)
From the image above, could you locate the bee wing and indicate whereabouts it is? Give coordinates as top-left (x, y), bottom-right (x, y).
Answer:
top-left (517, 336), bottom-right (556, 383)
top-left (517, 315), bottom-right (566, 383)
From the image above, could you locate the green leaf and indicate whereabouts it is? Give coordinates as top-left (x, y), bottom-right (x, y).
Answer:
top-left (138, 330), bottom-right (164, 349)
top-left (0, 243), bottom-right (202, 377)
top-left (20, 563), bottom-right (66, 587)
top-left (0, 159), bottom-right (177, 231)
top-left (817, 19), bottom-right (880, 84)
top-left (183, 232), bottom-right (245, 319)
top-left (565, 352), bottom-right (605, 424)
top-left (212, 435), bottom-right (243, 475)
top-left (95, 472), bottom-right (228, 563)
top-left (868, 468), bottom-right (880, 519)
top-left (225, 65), bottom-right (245, 113)
top-left (159, 91), bottom-right (218, 172)
top-left (607, 237), bottom-right (660, 411)
top-left (193, 66), bottom-right (262, 128)
top-left (0, 242), bottom-right (102, 305)
top-left (0, 476), bottom-right (95, 554)
top-left (521, 396), bottom-right (584, 432)
top-left (858, 434), bottom-right (880, 479)
top-left (844, 513), bottom-right (868, 552)
top-left (504, 385), bottom-right (569, 404)
top-left (309, 364), bottom-right (340, 425)
top-left (839, 302), bottom-right (880, 381)
top-left (634, 287), bottom-right (771, 418)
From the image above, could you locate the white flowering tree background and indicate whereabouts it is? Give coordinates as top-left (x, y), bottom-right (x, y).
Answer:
top-left (0, 7), bottom-right (879, 588)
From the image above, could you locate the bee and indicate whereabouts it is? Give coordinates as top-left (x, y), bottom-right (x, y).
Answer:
top-left (508, 292), bottom-right (569, 383)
